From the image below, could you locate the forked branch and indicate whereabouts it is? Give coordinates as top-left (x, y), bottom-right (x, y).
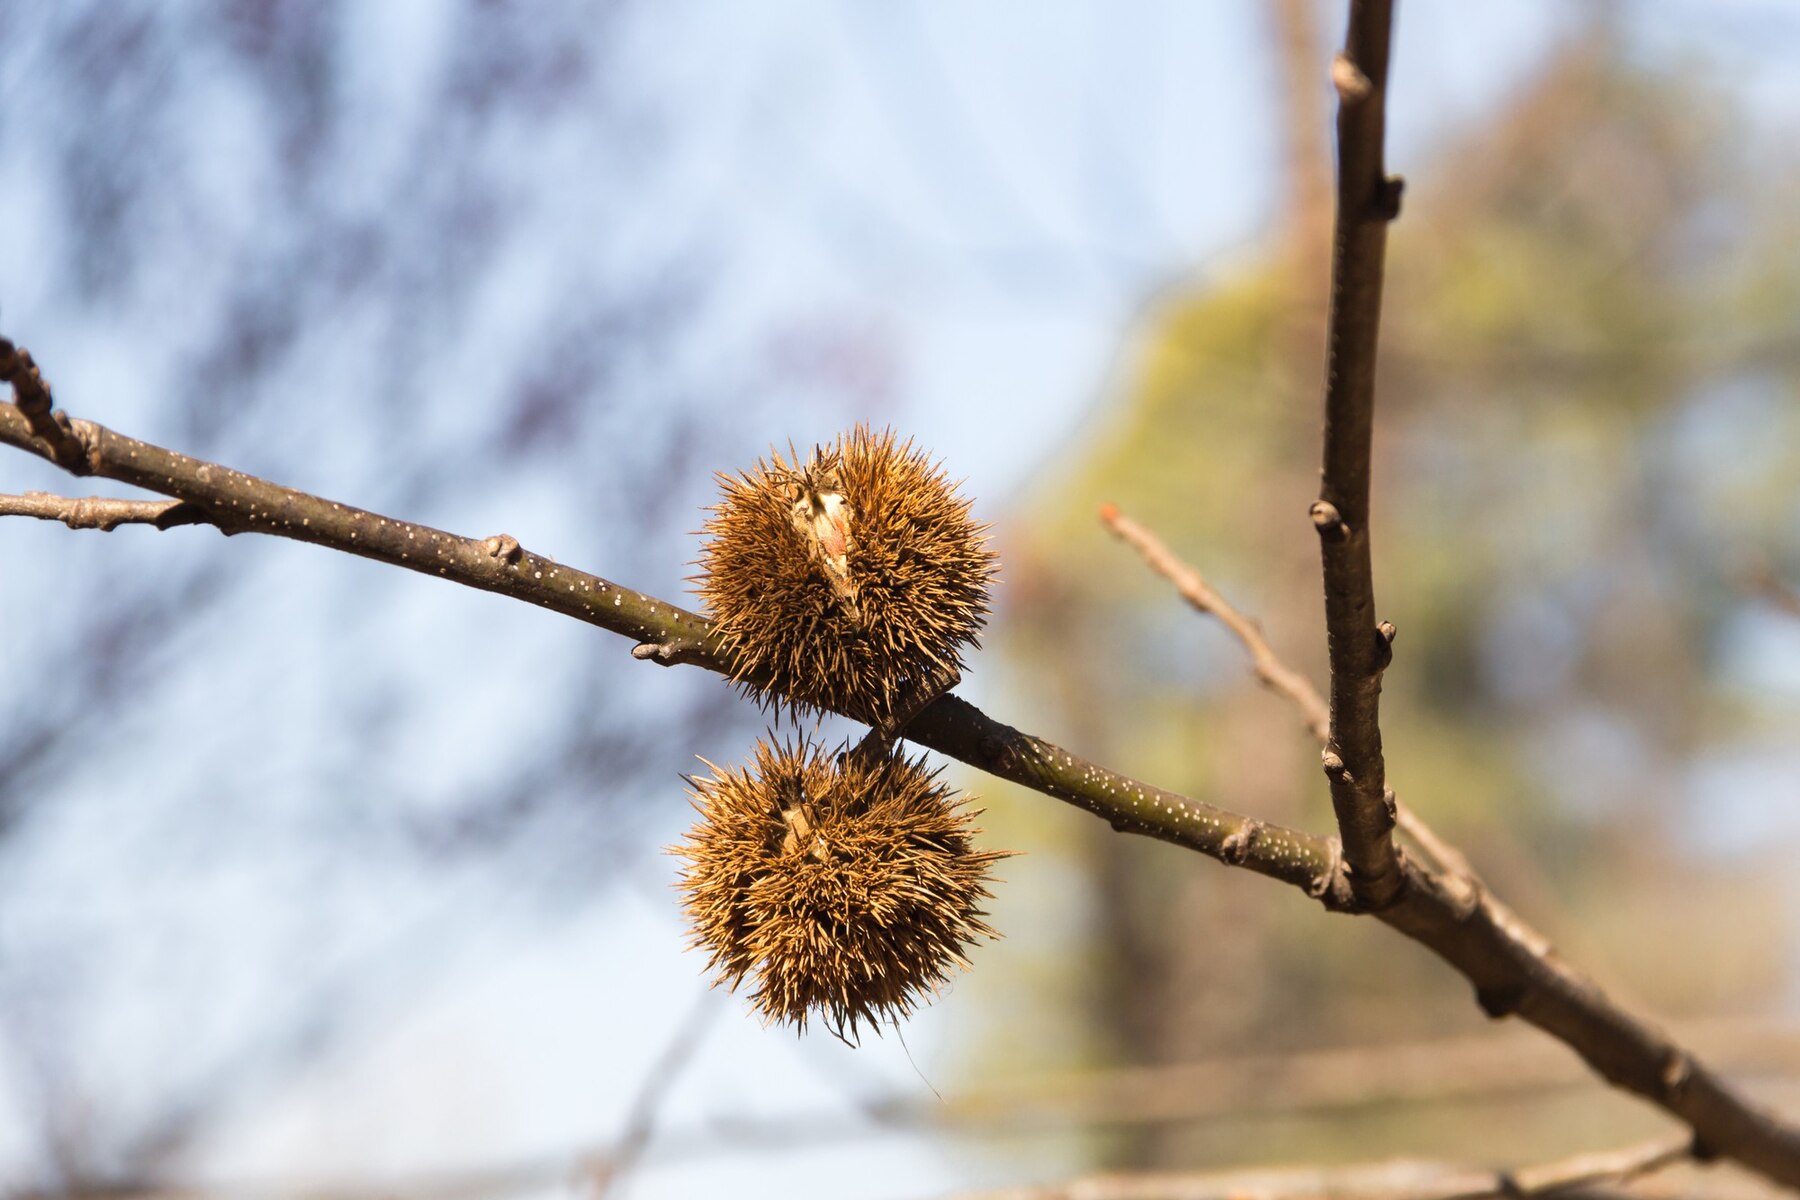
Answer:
top-left (7, 381), bottom-right (1800, 1186)
top-left (1, 5), bottom-right (1796, 1165)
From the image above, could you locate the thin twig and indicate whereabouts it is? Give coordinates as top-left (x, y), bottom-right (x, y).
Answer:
top-left (1098, 501), bottom-right (1475, 888)
top-left (0, 491), bottom-right (212, 532)
top-left (0, 400), bottom-right (1334, 896)
top-left (7, 391), bottom-right (1800, 1185)
top-left (586, 992), bottom-right (719, 1198)
top-left (1313, 0), bottom-right (1404, 908)
top-left (1100, 503), bottom-right (1329, 743)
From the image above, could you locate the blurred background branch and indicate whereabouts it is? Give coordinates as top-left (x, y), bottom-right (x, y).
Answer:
top-left (19, 1017), bottom-right (1798, 1200)
top-left (954, 1133), bottom-right (1693, 1200)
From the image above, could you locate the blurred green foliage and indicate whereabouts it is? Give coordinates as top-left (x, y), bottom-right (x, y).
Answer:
top-left (960, 24), bottom-right (1800, 1172)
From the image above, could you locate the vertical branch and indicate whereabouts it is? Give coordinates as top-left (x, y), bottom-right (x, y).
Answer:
top-left (1313, 0), bottom-right (1405, 908)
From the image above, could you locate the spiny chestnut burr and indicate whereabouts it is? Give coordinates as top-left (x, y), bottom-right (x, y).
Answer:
top-left (672, 737), bottom-right (1007, 1037)
top-left (695, 426), bottom-right (996, 724)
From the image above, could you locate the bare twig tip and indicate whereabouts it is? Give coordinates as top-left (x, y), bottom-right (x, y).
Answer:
top-left (1097, 502), bottom-right (1119, 524)
top-left (483, 533), bottom-right (523, 564)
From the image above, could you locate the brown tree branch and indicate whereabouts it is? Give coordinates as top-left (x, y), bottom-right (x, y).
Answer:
top-left (0, 400), bottom-right (1338, 896)
top-left (1293, 31), bottom-right (1771, 1187)
top-left (8, 390), bottom-right (1800, 1185)
top-left (1314, 0), bottom-right (1404, 909)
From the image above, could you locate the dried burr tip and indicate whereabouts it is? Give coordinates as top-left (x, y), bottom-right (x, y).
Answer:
top-left (673, 737), bottom-right (1007, 1037)
top-left (696, 426), bottom-right (996, 722)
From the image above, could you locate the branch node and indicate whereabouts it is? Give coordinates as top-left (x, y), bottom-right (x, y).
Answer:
top-left (16, 344), bottom-right (1800, 1191)
top-left (483, 533), bottom-right (523, 564)
top-left (153, 501), bottom-right (211, 531)
top-left (1373, 620), bottom-right (1396, 670)
top-left (631, 641), bottom-right (680, 667)
top-left (84, 498), bottom-right (122, 530)
top-left (1309, 500), bottom-right (1349, 541)
top-left (1378, 174), bottom-right (1406, 221)
top-left (1308, 837), bottom-right (1353, 909)
top-left (1320, 748), bottom-right (1349, 782)
top-left (1330, 52), bottom-right (1372, 103)
top-left (1690, 1131), bottom-right (1721, 1164)
top-left (1220, 820), bottom-right (1264, 865)
top-left (1476, 985), bottom-right (1525, 1019)
top-left (1662, 1050), bottom-right (1693, 1097)
top-left (72, 416), bottom-right (102, 472)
